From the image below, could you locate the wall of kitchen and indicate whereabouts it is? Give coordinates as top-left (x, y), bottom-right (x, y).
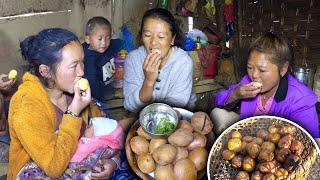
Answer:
top-left (0, 0), bottom-right (146, 76)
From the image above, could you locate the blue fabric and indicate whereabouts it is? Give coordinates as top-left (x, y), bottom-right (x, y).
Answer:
top-left (0, 99), bottom-right (10, 144)
top-left (121, 25), bottom-right (135, 52)
top-left (110, 151), bottom-right (139, 180)
top-left (83, 39), bottom-right (123, 102)
top-left (0, 134), bottom-right (10, 144)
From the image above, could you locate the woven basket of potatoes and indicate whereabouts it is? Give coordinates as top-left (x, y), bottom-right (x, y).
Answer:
top-left (207, 116), bottom-right (320, 180)
top-left (125, 109), bottom-right (215, 180)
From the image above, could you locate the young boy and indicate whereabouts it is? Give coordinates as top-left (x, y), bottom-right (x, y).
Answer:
top-left (83, 16), bottom-right (123, 102)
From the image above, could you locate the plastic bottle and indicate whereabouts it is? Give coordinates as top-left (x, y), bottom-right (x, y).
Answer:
top-left (157, 0), bottom-right (168, 9)
top-left (112, 50), bottom-right (128, 88)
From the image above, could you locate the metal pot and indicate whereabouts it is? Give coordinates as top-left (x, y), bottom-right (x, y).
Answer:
top-left (139, 103), bottom-right (178, 138)
top-left (292, 66), bottom-right (315, 88)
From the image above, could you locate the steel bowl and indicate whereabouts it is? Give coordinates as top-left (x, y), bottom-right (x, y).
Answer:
top-left (139, 103), bottom-right (178, 138)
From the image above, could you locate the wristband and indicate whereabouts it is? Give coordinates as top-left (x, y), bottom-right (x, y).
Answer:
top-left (64, 110), bottom-right (80, 118)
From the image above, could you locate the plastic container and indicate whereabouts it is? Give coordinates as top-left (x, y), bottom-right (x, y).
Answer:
top-left (292, 66), bottom-right (315, 89)
top-left (313, 66), bottom-right (320, 102)
top-left (112, 58), bottom-right (124, 88)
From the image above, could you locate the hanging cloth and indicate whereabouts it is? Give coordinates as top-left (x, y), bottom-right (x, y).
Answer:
top-left (204, 0), bottom-right (216, 18)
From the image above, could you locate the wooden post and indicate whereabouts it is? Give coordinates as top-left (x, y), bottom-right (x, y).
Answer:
top-left (237, 0), bottom-right (243, 46)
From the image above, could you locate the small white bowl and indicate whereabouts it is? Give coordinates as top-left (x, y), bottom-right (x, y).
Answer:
top-left (91, 117), bottom-right (118, 136)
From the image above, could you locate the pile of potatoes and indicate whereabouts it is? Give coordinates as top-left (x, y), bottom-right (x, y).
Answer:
top-left (130, 112), bottom-right (213, 180)
top-left (221, 124), bottom-right (305, 180)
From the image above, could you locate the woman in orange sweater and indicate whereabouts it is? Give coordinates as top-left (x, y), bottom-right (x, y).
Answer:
top-left (7, 28), bottom-right (119, 179)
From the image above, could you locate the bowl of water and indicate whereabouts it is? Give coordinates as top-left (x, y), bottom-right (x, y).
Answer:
top-left (139, 103), bottom-right (178, 138)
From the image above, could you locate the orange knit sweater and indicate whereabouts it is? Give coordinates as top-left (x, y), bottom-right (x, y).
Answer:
top-left (7, 72), bottom-right (100, 179)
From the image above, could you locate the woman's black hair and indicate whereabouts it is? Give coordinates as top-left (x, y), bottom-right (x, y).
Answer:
top-left (248, 32), bottom-right (293, 69)
top-left (20, 28), bottom-right (79, 88)
top-left (139, 8), bottom-right (182, 46)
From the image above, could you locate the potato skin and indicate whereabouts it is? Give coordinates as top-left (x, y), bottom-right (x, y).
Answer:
top-left (246, 142), bottom-right (261, 159)
top-left (290, 140), bottom-right (304, 156)
top-left (152, 144), bottom-right (177, 165)
top-left (222, 150), bottom-right (236, 161)
top-left (130, 136), bottom-right (149, 155)
top-left (177, 120), bottom-right (194, 132)
top-left (242, 156), bottom-right (255, 172)
top-left (242, 136), bottom-right (254, 142)
top-left (231, 130), bottom-right (242, 139)
top-left (155, 164), bottom-right (175, 180)
top-left (268, 133), bottom-right (281, 144)
top-left (277, 135), bottom-right (293, 149)
top-left (258, 150), bottom-right (274, 162)
top-left (190, 112), bottom-right (213, 135)
top-left (262, 173), bottom-right (276, 180)
top-left (187, 132), bottom-right (207, 151)
top-left (274, 168), bottom-right (288, 180)
top-left (149, 138), bottom-right (167, 154)
top-left (227, 138), bottom-right (243, 152)
top-left (137, 126), bottom-right (152, 140)
top-left (174, 147), bottom-right (189, 162)
top-left (275, 148), bottom-right (290, 162)
top-left (256, 129), bottom-right (269, 140)
top-left (168, 128), bottom-right (194, 147)
top-left (137, 154), bottom-right (156, 173)
top-left (231, 155), bottom-right (244, 168)
top-left (188, 147), bottom-right (208, 171)
top-left (258, 161), bottom-right (278, 174)
top-left (261, 141), bottom-right (275, 152)
top-left (279, 125), bottom-right (296, 136)
top-left (174, 159), bottom-right (197, 180)
top-left (251, 171), bottom-right (263, 180)
top-left (236, 171), bottom-right (250, 180)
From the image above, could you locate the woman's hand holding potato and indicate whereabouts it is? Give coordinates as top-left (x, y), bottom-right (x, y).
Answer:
top-left (143, 50), bottom-right (162, 84)
top-left (227, 82), bottom-right (262, 104)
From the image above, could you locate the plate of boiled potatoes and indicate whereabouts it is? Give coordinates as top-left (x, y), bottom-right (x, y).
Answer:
top-left (125, 106), bottom-right (215, 180)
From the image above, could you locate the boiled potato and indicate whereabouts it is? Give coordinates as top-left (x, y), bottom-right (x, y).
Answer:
top-left (168, 128), bottom-right (193, 147)
top-left (137, 154), bottom-right (156, 173)
top-left (149, 138), bottom-right (167, 154)
top-left (130, 136), bottom-right (149, 155)
top-left (174, 159), bottom-right (197, 180)
top-left (177, 120), bottom-right (194, 132)
top-left (190, 112), bottom-right (213, 135)
top-left (155, 164), bottom-right (175, 180)
top-left (137, 126), bottom-right (152, 140)
top-left (227, 138), bottom-right (242, 152)
top-left (174, 147), bottom-right (188, 163)
top-left (153, 144), bottom-right (177, 165)
top-left (188, 147), bottom-right (208, 171)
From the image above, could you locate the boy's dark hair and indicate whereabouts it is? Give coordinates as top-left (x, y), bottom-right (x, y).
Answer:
top-left (85, 16), bottom-right (111, 36)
